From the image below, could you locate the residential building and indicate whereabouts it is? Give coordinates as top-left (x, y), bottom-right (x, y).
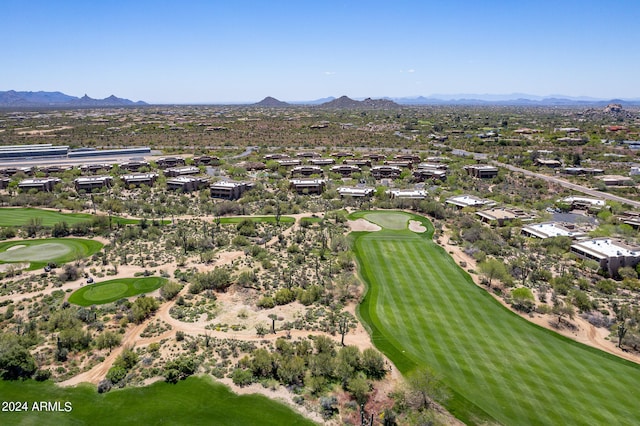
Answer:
top-left (308, 158), bottom-right (335, 166)
top-left (535, 158), bottom-right (562, 168)
top-left (446, 195), bottom-right (495, 209)
top-left (384, 160), bottom-right (413, 168)
top-left (156, 157), bottom-right (186, 168)
top-left (464, 165), bottom-right (499, 179)
top-left (387, 189), bottom-right (428, 199)
top-left (80, 163), bottom-right (112, 174)
top-left (74, 176), bottom-right (113, 191)
top-left (371, 165), bottom-right (402, 179)
top-left (413, 168), bottom-right (447, 181)
top-left (296, 151), bottom-right (320, 158)
top-left (290, 165), bottom-right (323, 177)
top-left (193, 155), bottom-right (220, 165)
top-left (331, 164), bottom-right (361, 177)
top-left (18, 177), bottom-right (60, 192)
top-left (476, 207), bottom-right (534, 225)
top-left (570, 238), bottom-right (640, 276)
top-left (559, 196), bottom-right (606, 210)
top-left (336, 186), bottom-right (375, 198)
top-left (276, 159), bottom-right (302, 167)
top-left (118, 161), bottom-right (150, 172)
top-left (264, 153), bottom-right (289, 160)
top-left (164, 166), bottom-right (200, 177)
top-left (596, 175), bottom-right (634, 186)
top-left (167, 177), bottom-right (209, 192)
top-left (289, 179), bottom-right (326, 194)
top-left (122, 173), bottom-right (158, 187)
top-left (343, 158), bottom-right (372, 167)
top-left (521, 222), bottom-right (585, 239)
top-left (210, 181), bottom-right (253, 200)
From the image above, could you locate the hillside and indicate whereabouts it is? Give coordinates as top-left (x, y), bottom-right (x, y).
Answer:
top-left (0, 90), bottom-right (147, 107)
top-left (318, 95), bottom-right (400, 109)
top-left (253, 96), bottom-right (290, 107)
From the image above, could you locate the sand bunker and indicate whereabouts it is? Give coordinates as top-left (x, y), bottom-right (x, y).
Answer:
top-left (5, 245), bottom-right (26, 251)
top-left (348, 219), bottom-right (382, 232)
top-left (409, 220), bottom-right (426, 233)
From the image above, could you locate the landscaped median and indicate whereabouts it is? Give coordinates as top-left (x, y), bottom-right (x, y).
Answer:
top-left (68, 277), bottom-right (167, 306)
top-left (351, 210), bottom-right (640, 425)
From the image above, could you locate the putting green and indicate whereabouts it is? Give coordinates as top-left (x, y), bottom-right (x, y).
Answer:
top-left (0, 238), bottom-right (103, 269)
top-left (69, 277), bottom-right (167, 306)
top-left (353, 211), bottom-right (411, 230)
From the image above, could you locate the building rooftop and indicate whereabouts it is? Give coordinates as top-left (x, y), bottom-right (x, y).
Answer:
top-left (521, 222), bottom-right (584, 239)
top-left (446, 195), bottom-right (494, 208)
top-left (571, 238), bottom-right (640, 259)
top-left (560, 196), bottom-right (606, 207)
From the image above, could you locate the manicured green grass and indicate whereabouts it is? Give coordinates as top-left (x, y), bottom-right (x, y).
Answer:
top-left (0, 238), bottom-right (103, 270)
top-left (351, 210), bottom-right (412, 230)
top-left (0, 376), bottom-right (316, 425)
top-left (0, 208), bottom-right (140, 227)
top-left (352, 211), bottom-right (640, 425)
top-left (69, 277), bottom-right (167, 306)
top-left (218, 216), bottom-right (295, 224)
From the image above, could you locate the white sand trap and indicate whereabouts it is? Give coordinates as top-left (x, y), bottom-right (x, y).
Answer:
top-left (409, 220), bottom-right (426, 233)
top-left (348, 219), bottom-right (382, 232)
top-left (6, 245), bottom-right (26, 251)
top-left (0, 243), bottom-right (72, 262)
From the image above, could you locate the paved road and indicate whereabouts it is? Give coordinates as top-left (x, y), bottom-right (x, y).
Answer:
top-left (492, 160), bottom-right (640, 209)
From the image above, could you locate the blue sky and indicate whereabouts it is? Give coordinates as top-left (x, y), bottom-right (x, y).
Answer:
top-left (3, 0), bottom-right (639, 103)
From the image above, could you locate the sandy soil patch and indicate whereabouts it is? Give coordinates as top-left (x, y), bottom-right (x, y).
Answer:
top-left (0, 262), bottom-right (28, 273)
top-left (348, 218), bottom-right (381, 232)
top-left (408, 220), bottom-right (426, 233)
top-left (6, 245), bottom-right (26, 251)
top-left (16, 126), bottom-right (72, 135)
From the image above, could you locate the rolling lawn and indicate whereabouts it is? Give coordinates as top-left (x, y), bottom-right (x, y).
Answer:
top-left (0, 376), bottom-right (315, 425)
top-left (353, 211), bottom-right (640, 425)
top-left (69, 277), bottom-right (167, 306)
top-left (0, 207), bottom-right (140, 227)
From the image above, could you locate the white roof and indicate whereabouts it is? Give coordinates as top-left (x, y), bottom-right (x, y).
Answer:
top-left (446, 195), bottom-right (493, 207)
top-left (337, 186), bottom-right (374, 196)
top-left (387, 189), bottom-right (428, 199)
top-left (210, 181), bottom-right (249, 188)
top-left (572, 238), bottom-right (640, 258)
top-left (560, 196), bottom-right (606, 207)
top-left (521, 222), bottom-right (582, 239)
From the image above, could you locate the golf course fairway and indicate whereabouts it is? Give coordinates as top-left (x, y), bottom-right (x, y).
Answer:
top-left (0, 238), bottom-right (103, 269)
top-left (352, 210), bottom-right (640, 425)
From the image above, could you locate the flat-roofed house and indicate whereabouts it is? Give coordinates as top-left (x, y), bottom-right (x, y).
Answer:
top-left (296, 151), bottom-right (320, 158)
top-left (394, 154), bottom-right (421, 163)
top-left (364, 153), bottom-right (386, 161)
top-left (164, 166), bottom-right (200, 177)
top-left (80, 163), bottom-right (112, 174)
top-left (237, 161), bottom-right (266, 171)
top-left (596, 175), bottom-right (634, 186)
top-left (0, 166), bottom-right (34, 176)
top-left (308, 158), bottom-right (335, 166)
top-left (118, 161), bottom-right (150, 172)
top-left (122, 173), bottom-right (158, 187)
top-left (276, 159), bottom-right (302, 167)
top-left (343, 158), bottom-right (371, 167)
top-left (371, 165), bottom-right (402, 179)
top-left (290, 165), bottom-right (323, 177)
top-left (193, 155), bottom-right (220, 166)
top-left (210, 181), bottom-right (254, 200)
top-left (18, 177), bottom-right (60, 192)
top-left (476, 207), bottom-right (534, 226)
top-left (156, 157), bottom-right (186, 168)
top-left (167, 176), bottom-right (209, 192)
top-left (330, 151), bottom-right (354, 158)
top-left (387, 189), bottom-right (428, 199)
top-left (384, 160), bottom-right (413, 168)
top-left (464, 165), bottom-right (499, 179)
top-left (521, 222), bottom-right (585, 239)
top-left (561, 167), bottom-right (604, 175)
top-left (40, 165), bottom-right (73, 175)
top-left (74, 176), bottom-right (113, 191)
top-left (264, 153), bottom-right (289, 161)
top-left (331, 164), bottom-right (361, 177)
top-left (446, 195), bottom-right (495, 209)
top-left (337, 186), bottom-right (375, 198)
top-left (535, 158), bottom-right (562, 168)
top-left (559, 196), bottom-right (606, 210)
top-left (289, 179), bottom-right (326, 194)
top-left (570, 238), bottom-right (640, 276)
top-left (412, 168), bottom-right (447, 181)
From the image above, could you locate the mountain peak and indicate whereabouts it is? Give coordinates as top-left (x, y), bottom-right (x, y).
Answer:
top-left (253, 96), bottom-right (289, 107)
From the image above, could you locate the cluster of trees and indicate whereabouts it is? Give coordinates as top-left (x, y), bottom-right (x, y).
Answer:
top-left (231, 336), bottom-right (387, 409)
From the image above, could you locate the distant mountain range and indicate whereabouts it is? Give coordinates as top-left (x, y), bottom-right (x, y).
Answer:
top-left (292, 94), bottom-right (640, 107)
top-left (255, 95), bottom-right (400, 108)
top-left (0, 91), bottom-right (147, 107)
